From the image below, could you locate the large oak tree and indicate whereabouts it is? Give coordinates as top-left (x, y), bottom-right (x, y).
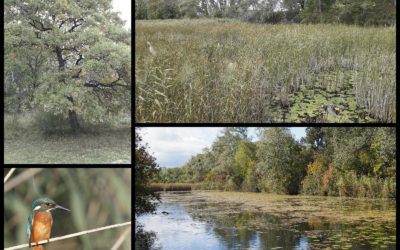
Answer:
top-left (5, 0), bottom-right (131, 129)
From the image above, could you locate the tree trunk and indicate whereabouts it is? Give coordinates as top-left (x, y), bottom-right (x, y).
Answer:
top-left (55, 46), bottom-right (66, 71)
top-left (316, 0), bottom-right (322, 21)
top-left (68, 110), bottom-right (80, 130)
top-left (299, 0), bottom-right (305, 10)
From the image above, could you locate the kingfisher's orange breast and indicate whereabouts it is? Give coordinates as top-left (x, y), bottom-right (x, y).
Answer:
top-left (30, 211), bottom-right (53, 245)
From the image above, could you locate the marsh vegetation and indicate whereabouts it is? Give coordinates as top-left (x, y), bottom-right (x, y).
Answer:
top-left (135, 19), bottom-right (395, 123)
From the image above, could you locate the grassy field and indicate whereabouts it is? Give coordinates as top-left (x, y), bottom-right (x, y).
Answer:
top-left (4, 113), bottom-right (131, 164)
top-left (135, 19), bottom-right (396, 123)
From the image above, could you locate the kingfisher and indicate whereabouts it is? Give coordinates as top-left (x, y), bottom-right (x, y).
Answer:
top-left (27, 198), bottom-right (70, 250)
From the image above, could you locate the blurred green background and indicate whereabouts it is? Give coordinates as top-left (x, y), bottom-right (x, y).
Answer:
top-left (4, 168), bottom-right (131, 250)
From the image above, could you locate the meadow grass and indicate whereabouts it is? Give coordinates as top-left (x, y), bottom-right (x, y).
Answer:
top-left (135, 19), bottom-right (395, 123)
top-left (4, 113), bottom-right (131, 164)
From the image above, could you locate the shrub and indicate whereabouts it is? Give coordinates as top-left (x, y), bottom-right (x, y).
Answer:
top-left (302, 159), bottom-right (325, 195)
top-left (225, 177), bottom-right (238, 191)
top-left (32, 111), bottom-right (71, 135)
top-left (382, 177), bottom-right (396, 199)
top-left (5, 112), bottom-right (38, 139)
top-left (337, 171), bottom-right (358, 197)
top-left (322, 164), bottom-right (338, 196)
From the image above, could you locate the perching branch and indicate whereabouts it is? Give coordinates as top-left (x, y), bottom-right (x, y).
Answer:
top-left (4, 168), bottom-right (16, 183)
top-left (4, 221), bottom-right (131, 250)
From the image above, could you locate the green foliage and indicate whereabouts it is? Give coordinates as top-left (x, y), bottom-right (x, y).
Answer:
top-left (32, 111), bottom-right (71, 135)
top-left (302, 159), bottom-right (325, 195)
top-left (382, 177), bottom-right (396, 199)
top-left (235, 140), bottom-right (256, 178)
top-left (154, 167), bottom-right (184, 183)
top-left (135, 131), bottom-right (160, 216)
top-left (5, 0), bottom-right (131, 129)
top-left (134, 0), bottom-right (395, 26)
top-left (235, 140), bottom-right (258, 191)
top-left (4, 114), bottom-right (29, 140)
top-left (151, 127), bottom-right (395, 199)
top-left (337, 171), bottom-right (357, 197)
top-left (256, 128), bottom-right (307, 194)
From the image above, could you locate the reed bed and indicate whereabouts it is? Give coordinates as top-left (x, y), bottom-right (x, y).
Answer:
top-left (149, 183), bottom-right (192, 192)
top-left (135, 19), bottom-right (395, 123)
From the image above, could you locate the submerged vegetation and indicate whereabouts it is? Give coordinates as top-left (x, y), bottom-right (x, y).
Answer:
top-left (135, 19), bottom-right (395, 123)
top-left (153, 127), bottom-right (396, 199)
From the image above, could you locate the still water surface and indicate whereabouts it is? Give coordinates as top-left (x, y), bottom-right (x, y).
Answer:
top-left (137, 192), bottom-right (396, 250)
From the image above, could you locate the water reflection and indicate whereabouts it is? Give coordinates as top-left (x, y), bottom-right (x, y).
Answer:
top-left (137, 192), bottom-right (396, 250)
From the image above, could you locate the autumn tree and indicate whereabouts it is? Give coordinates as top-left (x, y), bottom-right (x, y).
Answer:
top-left (5, 0), bottom-right (131, 130)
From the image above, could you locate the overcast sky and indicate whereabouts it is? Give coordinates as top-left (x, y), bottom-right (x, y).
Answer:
top-left (112, 0), bottom-right (131, 29)
top-left (138, 127), bottom-right (306, 168)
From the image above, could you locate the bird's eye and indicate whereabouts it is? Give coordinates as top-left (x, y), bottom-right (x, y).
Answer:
top-left (46, 203), bottom-right (50, 206)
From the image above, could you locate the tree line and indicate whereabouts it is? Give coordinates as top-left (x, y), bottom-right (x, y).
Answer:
top-left (154, 127), bottom-right (396, 198)
top-left (135, 0), bottom-right (396, 26)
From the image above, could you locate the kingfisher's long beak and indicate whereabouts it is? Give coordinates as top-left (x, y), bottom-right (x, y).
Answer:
top-left (55, 204), bottom-right (70, 212)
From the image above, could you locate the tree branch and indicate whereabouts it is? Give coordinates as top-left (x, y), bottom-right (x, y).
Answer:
top-left (58, 20), bottom-right (66, 29)
top-left (4, 168), bottom-right (16, 183)
top-left (75, 54), bottom-right (83, 65)
top-left (84, 72), bottom-right (127, 89)
top-left (28, 18), bottom-right (52, 32)
top-left (67, 18), bottom-right (84, 33)
top-left (4, 222), bottom-right (131, 250)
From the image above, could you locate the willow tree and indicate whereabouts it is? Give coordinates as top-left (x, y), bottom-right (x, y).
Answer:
top-left (4, 0), bottom-right (131, 130)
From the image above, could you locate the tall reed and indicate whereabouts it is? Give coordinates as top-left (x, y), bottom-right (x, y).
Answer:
top-left (136, 19), bottom-right (395, 123)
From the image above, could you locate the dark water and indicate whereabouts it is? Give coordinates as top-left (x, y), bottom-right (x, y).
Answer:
top-left (137, 192), bottom-right (396, 250)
